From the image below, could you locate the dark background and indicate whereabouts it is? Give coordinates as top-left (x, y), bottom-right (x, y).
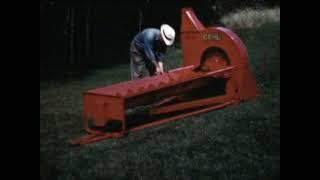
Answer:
top-left (40, 0), bottom-right (279, 80)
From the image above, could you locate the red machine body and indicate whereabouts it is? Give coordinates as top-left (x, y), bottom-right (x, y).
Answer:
top-left (71, 8), bottom-right (258, 145)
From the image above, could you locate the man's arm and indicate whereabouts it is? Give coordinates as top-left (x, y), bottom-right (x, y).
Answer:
top-left (156, 45), bottom-right (166, 74)
top-left (143, 33), bottom-right (157, 63)
top-left (142, 31), bottom-right (164, 74)
top-left (150, 60), bottom-right (159, 68)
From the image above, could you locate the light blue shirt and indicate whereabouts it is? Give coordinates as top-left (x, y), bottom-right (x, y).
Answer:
top-left (133, 28), bottom-right (166, 62)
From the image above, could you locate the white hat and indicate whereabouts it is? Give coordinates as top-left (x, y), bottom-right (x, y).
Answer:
top-left (160, 24), bottom-right (175, 46)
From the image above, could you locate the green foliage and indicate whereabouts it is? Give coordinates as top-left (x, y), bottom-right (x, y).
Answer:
top-left (197, 0), bottom-right (280, 25)
top-left (221, 7), bottom-right (280, 29)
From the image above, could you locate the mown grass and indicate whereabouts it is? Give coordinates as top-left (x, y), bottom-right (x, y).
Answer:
top-left (40, 22), bottom-right (280, 180)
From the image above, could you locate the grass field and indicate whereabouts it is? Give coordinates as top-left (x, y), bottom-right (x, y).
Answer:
top-left (40, 22), bottom-right (280, 180)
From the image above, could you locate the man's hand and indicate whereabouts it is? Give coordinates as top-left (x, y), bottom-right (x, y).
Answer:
top-left (156, 66), bottom-right (162, 75)
top-left (158, 61), bottom-right (164, 74)
top-left (152, 60), bottom-right (164, 75)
